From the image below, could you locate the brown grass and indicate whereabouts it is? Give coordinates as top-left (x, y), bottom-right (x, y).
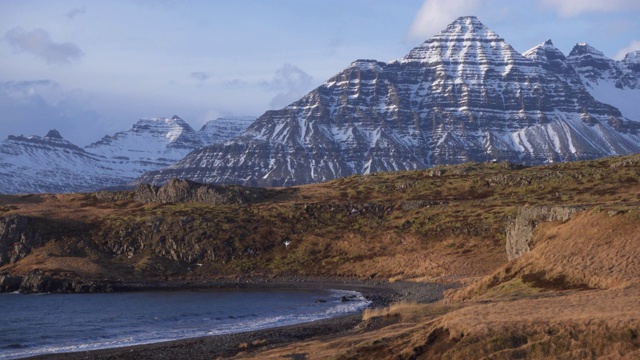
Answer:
top-left (449, 209), bottom-right (640, 302)
top-left (7, 244), bottom-right (108, 277)
top-left (231, 184), bottom-right (640, 358)
top-left (362, 302), bottom-right (426, 321)
top-left (4, 155), bottom-right (640, 358)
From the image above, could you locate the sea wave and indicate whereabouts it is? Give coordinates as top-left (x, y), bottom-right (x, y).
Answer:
top-left (0, 289), bottom-right (370, 359)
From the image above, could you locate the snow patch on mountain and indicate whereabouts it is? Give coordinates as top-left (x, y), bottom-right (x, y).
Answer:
top-left (0, 116), bottom-right (255, 194)
top-left (86, 115), bottom-right (203, 172)
top-left (199, 116), bottom-right (256, 145)
top-left (585, 81), bottom-right (640, 121)
top-left (136, 16), bottom-right (640, 188)
top-left (566, 43), bottom-right (640, 121)
top-left (0, 130), bottom-right (127, 194)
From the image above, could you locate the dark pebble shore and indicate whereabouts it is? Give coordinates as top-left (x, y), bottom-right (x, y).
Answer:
top-left (28, 278), bottom-right (454, 360)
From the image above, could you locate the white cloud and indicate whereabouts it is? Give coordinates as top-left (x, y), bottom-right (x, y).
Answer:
top-left (3, 27), bottom-right (84, 65)
top-left (0, 80), bottom-right (101, 145)
top-left (615, 40), bottom-right (640, 60)
top-left (407, 0), bottom-right (481, 40)
top-left (539, 0), bottom-right (640, 17)
top-left (262, 64), bottom-right (313, 109)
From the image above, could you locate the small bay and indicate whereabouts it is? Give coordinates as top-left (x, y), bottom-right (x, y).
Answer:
top-left (0, 288), bottom-right (370, 359)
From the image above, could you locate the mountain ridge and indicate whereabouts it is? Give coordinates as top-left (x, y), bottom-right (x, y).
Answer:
top-left (137, 16), bottom-right (640, 188)
top-left (0, 116), bottom-right (255, 194)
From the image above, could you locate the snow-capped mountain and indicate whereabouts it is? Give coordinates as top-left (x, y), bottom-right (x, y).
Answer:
top-left (137, 16), bottom-right (640, 187)
top-left (0, 130), bottom-right (127, 194)
top-left (565, 44), bottom-right (640, 121)
top-left (86, 116), bottom-right (205, 172)
top-left (0, 116), bottom-right (254, 194)
top-left (199, 117), bottom-right (256, 146)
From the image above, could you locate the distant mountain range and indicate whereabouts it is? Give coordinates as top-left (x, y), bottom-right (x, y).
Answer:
top-left (2, 16), bottom-right (640, 193)
top-left (0, 116), bottom-right (254, 194)
top-left (137, 16), bottom-right (640, 187)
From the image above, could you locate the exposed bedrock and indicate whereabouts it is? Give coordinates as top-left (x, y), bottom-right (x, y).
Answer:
top-left (0, 215), bottom-right (46, 266)
top-left (134, 178), bottom-right (282, 205)
top-left (506, 205), bottom-right (585, 260)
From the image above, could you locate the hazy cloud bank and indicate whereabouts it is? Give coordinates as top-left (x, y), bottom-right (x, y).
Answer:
top-left (190, 71), bottom-right (209, 81)
top-left (3, 27), bottom-right (83, 65)
top-left (539, 0), bottom-right (640, 17)
top-left (0, 80), bottom-right (101, 145)
top-left (262, 64), bottom-right (314, 109)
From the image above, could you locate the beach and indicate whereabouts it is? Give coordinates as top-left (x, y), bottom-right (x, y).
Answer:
top-left (28, 278), bottom-right (452, 359)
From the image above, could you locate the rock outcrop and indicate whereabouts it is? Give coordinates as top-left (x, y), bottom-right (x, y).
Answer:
top-left (0, 215), bottom-right (46, 266)
top-left (0, 272), bottom-right (114, 293)
top-left (134, 178), bottom-right (282, 205)
top-left (506, 205), bottom-right (585, 260)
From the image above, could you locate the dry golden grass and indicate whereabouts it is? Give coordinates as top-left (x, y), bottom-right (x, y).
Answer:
top-left (362, 302), bottom-right (425, 321)
top-left (449, 209), bottom-right (640, 302)
top-left (4, 155), bottom-right (640, 358)
top-left (232, 203), bottom-right (640, 358)
top-left (7, 243), bottom-right (108, 277)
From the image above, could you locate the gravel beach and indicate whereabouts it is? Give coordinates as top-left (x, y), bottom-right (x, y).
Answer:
top-left (29, 278), bottom-right (453, 360)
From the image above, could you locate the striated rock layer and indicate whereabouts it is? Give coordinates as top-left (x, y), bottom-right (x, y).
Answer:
top-left (138, 16), bottom-right (640, 187)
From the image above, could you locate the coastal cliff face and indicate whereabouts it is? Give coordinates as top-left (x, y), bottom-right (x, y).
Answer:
top-left (505, 205), bottom-right (585, 260)
top-left (0, 215), bottom-right (115, 293)
top-left (0, 215), bottom-right (45, 266)
top-left (0, 272), bottom-right (113, 293)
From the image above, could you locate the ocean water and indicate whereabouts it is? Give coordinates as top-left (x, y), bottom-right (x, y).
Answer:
top-left (0, 288), bottom-right (370, 359)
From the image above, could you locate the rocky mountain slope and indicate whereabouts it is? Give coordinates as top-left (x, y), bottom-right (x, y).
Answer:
top-left (0, 130), bottom-right (128, 194)
top-left (138, 16), bottom-right (640, 187)
top-left (567, 43), bottom-right (640, 121)
top-left (198, 116), bottom-right (256, 146)
top-left (0, 116), bottom-right (254, 194)
top-left (85, 116), bottom-right (205, 174)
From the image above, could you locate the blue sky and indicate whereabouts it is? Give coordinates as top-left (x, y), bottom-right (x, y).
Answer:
top-left (1, 0), bottom-right (639, 145)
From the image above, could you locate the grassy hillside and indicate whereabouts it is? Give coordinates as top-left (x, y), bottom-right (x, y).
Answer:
top-left (1, 155), bottom-right (640, 284)
top-left (2, 155), bottom-right (640, 357)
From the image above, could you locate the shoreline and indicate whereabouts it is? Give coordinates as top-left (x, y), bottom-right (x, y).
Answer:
top-left (27, 278), bottom-right (454, 360)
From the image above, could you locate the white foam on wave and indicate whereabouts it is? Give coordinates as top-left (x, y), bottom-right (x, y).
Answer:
top-left (205, 289), bottom-right (371, 336)
top-left (1, 289), bottom-right (371, 359)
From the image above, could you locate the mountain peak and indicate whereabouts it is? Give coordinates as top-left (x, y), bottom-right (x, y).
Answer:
top-left (171, 115), bottom-right (182, 121)
top-left (401, 16), bottom-right (520, 66)
top-left (523, 39), bottom-right (566, 63)
top-left (568, 43), bottom-right (607, 59)
top-left (624, 50), bottom-right (640, 64)
top-left (448, 15), bottom-right (483, 28)
top-left (44, 129), bottom-right (63, 139)
top-left (348, 59), bottom-right (383, 71)
top-left (436, 15), bottom-right (498, 40)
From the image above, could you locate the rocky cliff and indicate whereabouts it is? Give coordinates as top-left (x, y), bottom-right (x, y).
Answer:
top-left (505, 205), bottom-right (585, 261)
top-left (134, 178), bottom-right (283, 205)
top-left (0, 215), bottom-right (47, 266)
